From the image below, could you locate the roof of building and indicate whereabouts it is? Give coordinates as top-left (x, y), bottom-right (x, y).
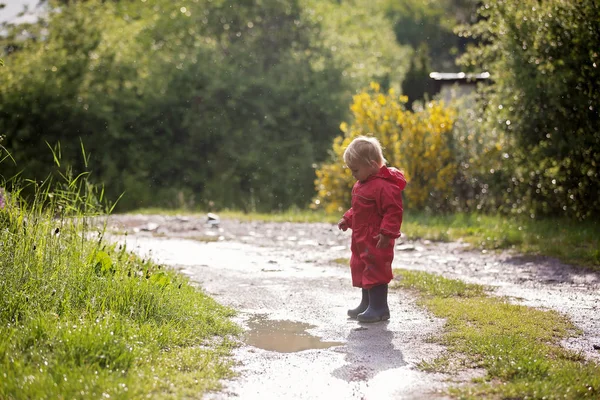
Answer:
top-left (429, 72), bottom-right (490, 81)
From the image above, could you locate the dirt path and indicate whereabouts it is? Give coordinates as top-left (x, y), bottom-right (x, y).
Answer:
top-left (107, 214), bottom-right (599, 398)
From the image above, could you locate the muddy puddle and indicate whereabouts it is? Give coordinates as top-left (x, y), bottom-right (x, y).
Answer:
top-left (244, 315), bottom-right (344, 352)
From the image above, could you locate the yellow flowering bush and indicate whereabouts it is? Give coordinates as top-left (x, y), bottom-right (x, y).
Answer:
top-left (314, 83), bottom-right (457, 213)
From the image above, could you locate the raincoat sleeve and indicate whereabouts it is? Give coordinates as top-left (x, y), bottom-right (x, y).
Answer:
top-left (376, 184), bottom-right (403, 239)
top-left (342, 208), bottom-right (354, 229)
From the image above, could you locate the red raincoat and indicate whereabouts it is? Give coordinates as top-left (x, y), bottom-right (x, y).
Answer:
top-left (343, 166), bottom-right (407, 289)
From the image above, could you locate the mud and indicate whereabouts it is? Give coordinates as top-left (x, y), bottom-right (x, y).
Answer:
top-left (106, 214), bottom-right (600, 398)
top-left (243, 315), bottom-right (344, 353)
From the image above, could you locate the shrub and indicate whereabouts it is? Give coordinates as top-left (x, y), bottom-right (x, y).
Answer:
top-left (457, 0), bottom-right (600, 219)
top-left (314, 83), bottom-right (456, 213)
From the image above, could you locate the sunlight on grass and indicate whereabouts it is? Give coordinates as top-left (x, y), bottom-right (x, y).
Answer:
top-left (403, 213), bottom-right (600, 269)
top-left (394, 269), bottom-right (600, 399)
top-left (0, 177), bottom-right (240, 398)
top-left (333, 258), bottom-right (349, 265)
top-left (394, 269), bottom-right (486, 298)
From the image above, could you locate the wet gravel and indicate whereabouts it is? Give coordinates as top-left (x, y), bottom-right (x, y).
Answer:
top-left (106, 213), bottom-right (600, 396)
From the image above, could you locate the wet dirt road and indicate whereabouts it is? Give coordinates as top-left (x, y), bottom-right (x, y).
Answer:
top-left (107, 214), bottom-right (600, 399)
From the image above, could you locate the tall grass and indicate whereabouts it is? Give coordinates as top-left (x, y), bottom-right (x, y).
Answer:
top-left (0, 168), bottom-right (239, 398)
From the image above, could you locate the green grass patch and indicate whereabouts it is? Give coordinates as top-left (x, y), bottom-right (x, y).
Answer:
top-left (1, 181), bottom-right (240, 399)
top-left (394, 268), bottom-right (487, 298)
top-left (394, 269), bottom-right (600, 399)
top-left (333, 257), bottom-right (349, 265)
top-left (127, 207), bottom-right (339, 224)
top-left (189, 235), bottom-right (220, 242)
top-left (402, 212), bottom-right (600, 269)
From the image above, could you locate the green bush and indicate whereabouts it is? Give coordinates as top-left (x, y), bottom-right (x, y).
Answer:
top-left (457, 0), bottom-right (600, 220)
top-left (314, 83), bottom-right (456, 213)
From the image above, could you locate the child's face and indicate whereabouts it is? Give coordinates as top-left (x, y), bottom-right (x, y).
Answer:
top-left (347, 160), bottom-right (379, 182)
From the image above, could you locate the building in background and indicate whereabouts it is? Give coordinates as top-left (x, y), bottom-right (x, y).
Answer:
top-left (429, 72), bottom-right (490, 103)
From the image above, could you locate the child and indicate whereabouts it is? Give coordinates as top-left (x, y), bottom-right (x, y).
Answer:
top-left (337, 136), bottom-right (406, 322)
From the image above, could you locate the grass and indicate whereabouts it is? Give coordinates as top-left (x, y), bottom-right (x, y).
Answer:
top-left (0, 178), bottom-right (240, 399)
top-left (128, 207), bottom-right (338, 224)
top-left (402, 213), bottom-right (600, 269)
top-left (333, 258), bottom-right (349, 265)
top-left (129, 208), bottom-right (599, 269)
top-left (393, 268), bottom-right (600, 399)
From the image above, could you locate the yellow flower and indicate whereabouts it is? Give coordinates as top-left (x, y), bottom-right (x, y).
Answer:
top-left (314, 84), bottom-right (457, 212)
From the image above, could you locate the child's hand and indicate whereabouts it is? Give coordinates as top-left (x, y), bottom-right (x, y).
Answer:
top-left (338, 218), bottom-right (348, 231)
top-left (374, 233), bottom-right (391, 248)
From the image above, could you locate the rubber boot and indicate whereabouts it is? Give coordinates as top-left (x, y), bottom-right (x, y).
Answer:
top-left (347, 288), bottom-right (369, 319)
top-left (357, 284), bottom-right (390, 323)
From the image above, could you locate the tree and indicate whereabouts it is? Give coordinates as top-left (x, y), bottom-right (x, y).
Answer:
top-left (401, 43), bottom-right (436, 108)
top-left (1, 0), bottom-right (407, 211)
top-left (384, 0), bottom-right (479, 72)
top-left (457, 0), bottom-right (600, 219)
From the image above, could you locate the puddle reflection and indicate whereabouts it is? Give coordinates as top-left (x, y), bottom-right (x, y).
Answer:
top-left (244, 315), bottom-right (343, 353)
top-left (333, 321), bottom-right (406, 382)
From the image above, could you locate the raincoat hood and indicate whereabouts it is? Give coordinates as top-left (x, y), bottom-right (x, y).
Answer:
top-left (374, 166), bottom-right (407, 191)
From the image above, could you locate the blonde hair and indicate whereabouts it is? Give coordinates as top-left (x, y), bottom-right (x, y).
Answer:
top-left (343, 136), bottom-right (386, 167)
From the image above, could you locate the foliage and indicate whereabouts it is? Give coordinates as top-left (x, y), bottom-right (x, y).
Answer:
top-left (0, 164), bottom-right (239, 398)
top-left (457, 0), bottom-right (600, 220)
top-left (305, 0), bottom-right (411, 93)
top-left (446, 92), bottom-right (509, 212)
top-left (314, 83), bottom-right (456, 214)
top-left (396, 101), bottom-right (456, 210)
top-left (0, 0), bottom-right (407, 212)
top-left (401, 43), bottom-right (437, 108)
top-left (385, 0), bottom-right (479, 70)
top-left (381, 0), bottom-right (481, 105)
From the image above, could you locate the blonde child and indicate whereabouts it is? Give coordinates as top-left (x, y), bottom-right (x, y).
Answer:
top-left (338, 136), bottom-right (406, 322)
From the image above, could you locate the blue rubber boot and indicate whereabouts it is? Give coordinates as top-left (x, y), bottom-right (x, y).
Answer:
top-left (357, 284), bottom-right (390, 323)
top-left (347, 288), bottom-right (369, 319)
